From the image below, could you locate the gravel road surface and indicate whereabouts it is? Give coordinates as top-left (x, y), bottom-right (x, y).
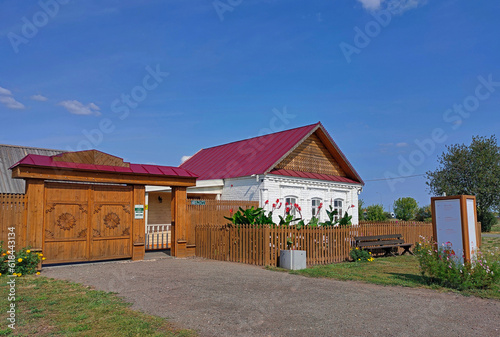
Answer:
top-left (43, 252), bottom-right (500, 337)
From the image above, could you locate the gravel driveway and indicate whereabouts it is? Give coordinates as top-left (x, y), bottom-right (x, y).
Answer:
top-left (43, 252), bottom-right (500, 337)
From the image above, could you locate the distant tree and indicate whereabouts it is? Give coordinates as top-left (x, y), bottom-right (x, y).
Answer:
top-left (415, 205), bottom-right (432, 222)
top-left (358, 199), bottom-right (365, 221)
top-left (426, 135), bottom-right (500, 232)
top-left (393, 197), bottom-right (419, 221)
top-left (365, 204), bottom-right (387, 221)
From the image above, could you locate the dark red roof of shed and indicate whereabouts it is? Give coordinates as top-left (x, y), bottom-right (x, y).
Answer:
top-left (180, 122), bottom-right (363, 185)
top-left (10, 154), bottom-right (197, 178)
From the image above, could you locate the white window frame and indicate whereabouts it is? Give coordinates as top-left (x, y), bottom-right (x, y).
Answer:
top-left (311, 198), bottom-right (322, 220)
top-left (333, 198), bottom-right (343, 221)
top-left (285, 196), bottom-right (297, 216)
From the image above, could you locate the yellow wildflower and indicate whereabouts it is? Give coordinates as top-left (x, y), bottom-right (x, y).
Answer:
top-left (26, 250), bottom-right (31, 253)
top-left (7, 251), bottom-right (10, 254)
top-left (18, 258), bottom-right (22, 263)
top-left (18, 273), bottom-right (21, 277)
top-left (39, 253), bottom-right (43, 257)
top-left (36, 272), bottom-right (41, 275)
top-left (42, 257), bottom-right (46, 260)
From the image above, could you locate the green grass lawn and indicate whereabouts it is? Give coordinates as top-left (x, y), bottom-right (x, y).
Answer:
top-left (268, 237), bottom-right (500, 300)
top-left (0, 276), bottom-right (195, 336)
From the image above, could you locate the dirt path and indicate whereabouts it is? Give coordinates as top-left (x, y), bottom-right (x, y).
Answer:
top-left (43, 253), bottom-right (499, 337)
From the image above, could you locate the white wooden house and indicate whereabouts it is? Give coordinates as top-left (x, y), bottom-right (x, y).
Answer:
top-left (178, 122), bottom-right (364, 224)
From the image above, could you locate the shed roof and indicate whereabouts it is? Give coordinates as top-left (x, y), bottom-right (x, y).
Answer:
top-left (180, 122), bottom-right (364, 185)
top-left (10, 151), bottom-right (197, 178)
top-left (0, 144), bottom-right (64, 193)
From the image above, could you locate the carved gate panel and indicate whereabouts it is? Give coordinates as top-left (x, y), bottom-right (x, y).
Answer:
top-left (44, 183), bottom-right (89, 263)
top-left (91, 185), bottom-right (132, 260)
top-left (43, 183), bottom-right (133, 263)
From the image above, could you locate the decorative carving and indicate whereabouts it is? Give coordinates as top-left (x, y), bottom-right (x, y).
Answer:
top-left (45, 229), bottom-right (54, 239)
top-left (77, 229), bottom-right (87, 238)
top-left (56, 213), bottom-right (76, 231)
top-left (122, 227), bottom-right (130, 236)
top-left (122, 205), bottom-right (131, 214)
top-left (94, 204), bottom-right (102, 214)
top-left (93, 229), bottom-right (101, 237)
top-left (45, 204), bottom-right (56, 213)
top-left (78, 204), bottom-right (88, 214)
top-left (104, 212), bottom-right (120, 229)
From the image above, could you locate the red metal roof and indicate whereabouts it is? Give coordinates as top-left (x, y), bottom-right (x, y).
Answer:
top-left (180, 123), bottom-right (318, 180)
top-left (269, 169), bottom-right (360, 184)
top-left (180, 122), bottom-right (363, 184)
top-left (10, 154), bottom-right (197, 178)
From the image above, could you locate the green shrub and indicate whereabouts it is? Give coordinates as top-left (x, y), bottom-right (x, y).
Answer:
top-left (479, 211), bottom-right (497, 232)
top-left (0, 245), bottom-right (43, 277)
top-left (349, 247), bottom-right (374, 262)
top-left (415, 239), bottom-right (500, 290)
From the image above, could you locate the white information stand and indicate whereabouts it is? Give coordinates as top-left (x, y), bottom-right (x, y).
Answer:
top-left (431, 195), bottom-right (480, 263)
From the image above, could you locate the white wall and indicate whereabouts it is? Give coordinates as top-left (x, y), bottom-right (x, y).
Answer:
top-left (220, 174), bottom-right (362, 225)
top-left (221, 176), bottom-right (262, 201)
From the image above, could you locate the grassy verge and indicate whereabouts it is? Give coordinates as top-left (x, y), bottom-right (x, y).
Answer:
top-left (267, 239), bottom-right (500, 300)
top-left (0, 276), bottom-right (195, 336)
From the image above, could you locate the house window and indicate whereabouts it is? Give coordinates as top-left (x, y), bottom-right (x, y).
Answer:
top-left (334, 199), bottom-right (343, 221)
top-left (312, 198), bottom-right (322, 219)
top-left (285, 196), bottom-right (297, 215)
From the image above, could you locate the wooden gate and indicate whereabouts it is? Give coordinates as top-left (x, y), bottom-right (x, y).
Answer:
top-left (43, 182), bottom-right (133, 264)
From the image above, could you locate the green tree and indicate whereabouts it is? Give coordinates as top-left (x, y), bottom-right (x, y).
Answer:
top-left (358, 199), bottom-right (365, 221)
top-left (426, 135), bottom-right (500, 232)
top-left (365, 204), bottom-right (387, 221)
top-left (393, 197), bottom-right (418, 221)
top-left (415, 205), bottom-right (432, 222)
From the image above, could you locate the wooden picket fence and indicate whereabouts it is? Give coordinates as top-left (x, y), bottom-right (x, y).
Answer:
top-left (195, 221), bottom-right (433, 267)
top-left (188, 199), bottom-right (259, 226)
top-left (0, 194), bottom-right (26, 247)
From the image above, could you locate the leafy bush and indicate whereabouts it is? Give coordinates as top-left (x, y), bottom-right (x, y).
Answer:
top-left (415, 239), bottom-right (500, 290)
top-left (479, 211), bottom-right (497, 232)
top-left (349, 247), bottom-right (374, 262)
top-left (0, 245), bottom-right (43, 277)
top-left (393, 197), bottom-right (418, 220)
top-left (365, 204), bottom-right (387, 221)
top-left (415, 205), bottom-right (432, 222)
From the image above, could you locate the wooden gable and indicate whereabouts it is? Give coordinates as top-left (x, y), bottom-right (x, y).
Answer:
top-left (52, 150), bottom-right (130, 167)
top-left (274, 132), bottom-right (347, 177)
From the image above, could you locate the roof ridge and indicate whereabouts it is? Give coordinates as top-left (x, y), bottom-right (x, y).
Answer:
top-left (195, 122), bottom-right (320, 152)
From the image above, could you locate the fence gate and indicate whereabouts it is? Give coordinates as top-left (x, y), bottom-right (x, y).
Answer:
top-left (44, 182), bottom-right (133, 263)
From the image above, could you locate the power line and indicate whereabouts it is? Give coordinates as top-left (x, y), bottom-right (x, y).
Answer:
top-left (365, 173), bottom-right (426, 182)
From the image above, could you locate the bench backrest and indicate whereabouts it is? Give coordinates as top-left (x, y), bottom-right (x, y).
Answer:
top-left (354, 234), bottom-right (405, 247)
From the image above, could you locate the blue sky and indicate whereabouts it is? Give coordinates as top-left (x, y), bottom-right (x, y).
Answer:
top-left (1, 0), bottom-right (499, 210)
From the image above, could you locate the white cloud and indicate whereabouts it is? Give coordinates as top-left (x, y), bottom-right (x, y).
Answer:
top-left (58, 100), bottom-right (101, 116)
top-left (30, 94), bottom-right (48, 101)
top-left (0, 86), bottom-right (12, 96)
top-left (357, 0), bottom-right (427, 14)
top-left (396, 142), bottom-right (409, 147)
top-left (0, 86), bottom-right (25, 110)
top-left (181, 155), bottom-right (192, 164)
top-left (357, 0), bottom-right (384, 10)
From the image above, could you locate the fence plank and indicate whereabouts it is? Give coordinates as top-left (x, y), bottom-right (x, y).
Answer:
top-left (195, 222), bottom-right (433, 267)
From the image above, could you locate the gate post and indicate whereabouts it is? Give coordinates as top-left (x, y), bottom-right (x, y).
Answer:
top-left (171, 187), bottom-right (187, 257)
top-left (24, 179), bottom-right (44, 250)
top-left (132, 185), bottom-right (146, 261)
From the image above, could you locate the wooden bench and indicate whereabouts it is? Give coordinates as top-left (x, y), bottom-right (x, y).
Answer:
top-left (354, 234), bottom-right (413, 257)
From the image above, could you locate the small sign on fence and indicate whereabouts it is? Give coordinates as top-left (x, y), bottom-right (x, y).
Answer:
top-left (190, 200), bottom-right (206, 206)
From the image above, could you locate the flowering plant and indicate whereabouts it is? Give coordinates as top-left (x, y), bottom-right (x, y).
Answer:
top-left (349, 247), bottom-right (374, 262)
top-left (415, 237), bottom-right (500, 290)
top-left (0, 245), bottom-right (43, 277)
